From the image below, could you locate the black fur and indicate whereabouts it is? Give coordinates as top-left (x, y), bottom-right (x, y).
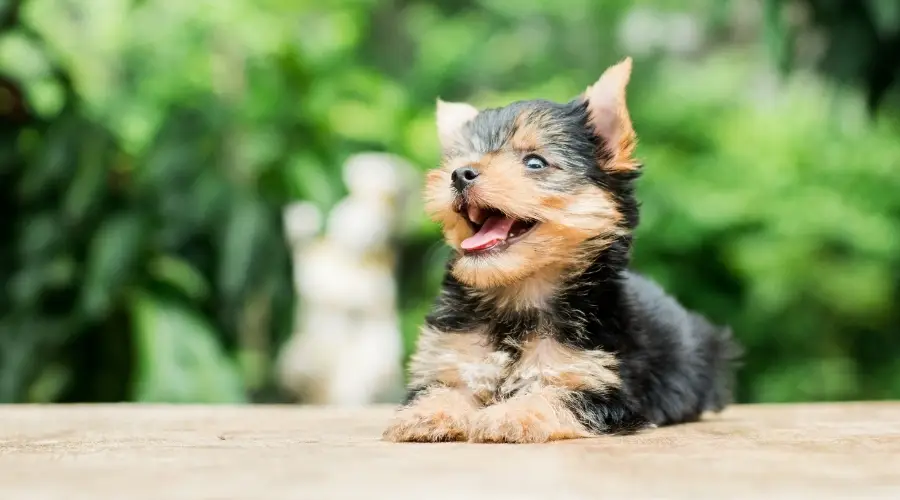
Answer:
top-left (414, 96), bottom-right (741, 434)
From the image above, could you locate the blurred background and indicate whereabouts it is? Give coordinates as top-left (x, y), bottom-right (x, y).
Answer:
top-left (1, 0), bottom-right (899, 406)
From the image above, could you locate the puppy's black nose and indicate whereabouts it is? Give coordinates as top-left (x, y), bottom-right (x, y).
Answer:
top-left (451, 166), bottom-right (479, 192)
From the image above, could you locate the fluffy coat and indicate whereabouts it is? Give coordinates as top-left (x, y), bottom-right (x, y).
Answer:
top-left (383, 58), bottom-right (741, 443)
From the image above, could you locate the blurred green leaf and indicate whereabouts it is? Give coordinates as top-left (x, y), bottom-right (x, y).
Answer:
top-left (130, 291), bottom-right (246, 403)
top-left (81, 212), bottom-right (145, 318)
top-left (219, 196), bottom-right (267, 302)
top-left (148, 255), bottom-right (211, 301)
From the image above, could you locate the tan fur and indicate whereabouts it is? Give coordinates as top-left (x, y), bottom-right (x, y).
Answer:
top-left (407, 326), bottom-right (510, 404)
top-left (423, 149), bottom-right (625, 289)
top-left (382, 386), bottom-right (477, 442)
top-left (584, 57), bottom-right (637, 172)
top-left (467, 337), bottom-right (619, 443)
top-left (500, 336), bottom-right (621, 396)
top-left (386, 332), bottom-right (620, 443)
top-left (473, 265), bottom-right (562, 312)
top-left (423, 59), bottom-right (640, 289)
top-left (509, 113), bottom-right (542, 152)
top-left (467, 386), bottom-right (592, 443)
top-left (384, 327), bottom-right (512, 442)
top-left (423, 169), bottom-right (469, 249)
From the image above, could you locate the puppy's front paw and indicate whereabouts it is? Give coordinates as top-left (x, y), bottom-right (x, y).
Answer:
top-left (382, 387), bottom-right (476, 442)
top-left (468, 390), bottom-right (592, 444)
top-left (382, 407), bottom-right (467, 443)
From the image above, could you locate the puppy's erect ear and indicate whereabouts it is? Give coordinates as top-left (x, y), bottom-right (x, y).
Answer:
top-left (583, 57), bottom-right (637, 171)
top-left (436, 99), bottom-right (478, 150)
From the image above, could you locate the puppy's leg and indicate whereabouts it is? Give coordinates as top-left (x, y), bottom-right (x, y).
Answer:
top-left (467, 386), bottom-right (648, 443)
top-left (382, 386), bottom-right (478, 442)
top-left (468, 336), bottom-right (649, 443)
top-left (382, 327), bottom-right (507, 442)
top-left (467, 386), bottom-right (587, 443)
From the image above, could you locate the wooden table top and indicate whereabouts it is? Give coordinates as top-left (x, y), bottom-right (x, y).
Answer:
top-left (1, 402), bottom-right (898, 499)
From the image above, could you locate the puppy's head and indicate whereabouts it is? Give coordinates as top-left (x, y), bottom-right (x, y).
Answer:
top-left (425, 58), bottom-right (641, 290)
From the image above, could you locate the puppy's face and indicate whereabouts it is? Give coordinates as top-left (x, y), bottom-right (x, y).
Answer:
top-left (424, 58), bottom-right (640, 289)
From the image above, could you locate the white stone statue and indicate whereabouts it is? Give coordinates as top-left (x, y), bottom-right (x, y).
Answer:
top-left (277, 152), bottom-right (417, 405)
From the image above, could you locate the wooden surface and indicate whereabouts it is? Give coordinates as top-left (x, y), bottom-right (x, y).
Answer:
top-left (1, 403), bottom-right (898, 499)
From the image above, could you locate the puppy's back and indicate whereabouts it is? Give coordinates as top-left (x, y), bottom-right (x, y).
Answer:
top-left (622, 270), bottom-right (742, 425)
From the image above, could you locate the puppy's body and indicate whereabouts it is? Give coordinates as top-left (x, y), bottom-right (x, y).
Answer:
top-left (384, 58), bottom-right (740, 443)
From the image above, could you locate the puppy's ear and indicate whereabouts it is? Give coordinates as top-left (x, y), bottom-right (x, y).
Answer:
top-left (436, 99), bottom-right (478, 150)
top-left (583, 57), bottom-right (637, 171)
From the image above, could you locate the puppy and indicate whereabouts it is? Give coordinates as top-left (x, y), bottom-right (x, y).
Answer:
top-left (383, 58), bottom-right (741, 444)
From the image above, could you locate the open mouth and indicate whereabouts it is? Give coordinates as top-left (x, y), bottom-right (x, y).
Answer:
top-left (456, 203), bottom-right (539, 254)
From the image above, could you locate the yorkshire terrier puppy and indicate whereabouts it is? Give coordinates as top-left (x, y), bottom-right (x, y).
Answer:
top-left (383, 58), bottom-right (741, 444)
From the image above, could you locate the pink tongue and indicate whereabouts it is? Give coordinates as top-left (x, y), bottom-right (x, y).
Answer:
top-left (461, 215), bottom-right (515, 251)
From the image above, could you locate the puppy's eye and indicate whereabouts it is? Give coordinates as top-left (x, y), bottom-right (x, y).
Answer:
top-left (523, 155), bottom-right (548, 170)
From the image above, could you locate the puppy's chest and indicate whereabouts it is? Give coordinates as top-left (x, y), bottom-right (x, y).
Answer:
top-left (458, 314), bottom-right (606, 404)
top-left (455, 340), bottom-right (541, 404)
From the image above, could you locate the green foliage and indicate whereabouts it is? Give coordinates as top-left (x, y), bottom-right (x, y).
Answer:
top-left (131, 292), bottom-right (246, 403)
top-left (1, 0), bottom-right (898, 404)
top-left (764, 0), bottom-right (900, 111)
top-left (628, 53), bottom-right (900, 401)
top-left (1, 0), bottom-right (297, 403)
